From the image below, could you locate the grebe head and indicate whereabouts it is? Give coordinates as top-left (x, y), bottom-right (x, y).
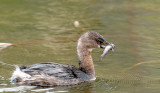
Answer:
top-left (78, 31), bottom-right (110, 50)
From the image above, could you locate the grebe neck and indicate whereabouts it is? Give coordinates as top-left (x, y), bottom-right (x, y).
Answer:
top-left (77, 41), bottom-right (95, 78)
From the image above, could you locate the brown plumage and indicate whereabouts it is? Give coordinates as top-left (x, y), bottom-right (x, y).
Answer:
top-left (10, 31), bottom-right (110, 86)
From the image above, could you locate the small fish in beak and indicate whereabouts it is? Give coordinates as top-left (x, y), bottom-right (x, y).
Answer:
top-left (100, 44), bottom-right (115, 60)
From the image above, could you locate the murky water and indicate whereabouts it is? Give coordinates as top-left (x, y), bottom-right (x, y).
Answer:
top-left (0, 0), bottom-right (160, 93)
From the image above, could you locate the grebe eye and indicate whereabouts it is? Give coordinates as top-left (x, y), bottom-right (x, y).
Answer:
top-left (96, 38), bottom-right (105, 43)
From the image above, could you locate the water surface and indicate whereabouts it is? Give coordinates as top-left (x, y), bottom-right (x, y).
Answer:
top-left (0, 0), bottom-right (160, 93)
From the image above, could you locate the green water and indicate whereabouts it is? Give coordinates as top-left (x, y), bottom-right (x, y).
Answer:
top-left (0, 0), bottom-right (160, 93)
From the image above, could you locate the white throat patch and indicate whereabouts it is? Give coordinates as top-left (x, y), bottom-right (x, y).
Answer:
top-left (88, 48), bottom-right (93, 52)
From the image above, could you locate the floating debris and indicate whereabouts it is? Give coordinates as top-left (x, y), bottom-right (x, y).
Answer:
top-left (74, 20), bottom-right (80, 27)
top-left (100, 44), bottom-right (115, 60)
top-left (0, 43), bottom-right (12, 51)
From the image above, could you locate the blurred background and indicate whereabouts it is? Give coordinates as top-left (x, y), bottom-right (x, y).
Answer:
top-left (0, 0), bottom-right (160, 93)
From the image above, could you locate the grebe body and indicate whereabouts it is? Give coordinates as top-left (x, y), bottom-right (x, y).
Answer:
top-left (11, 31), bottom-right (110, 86)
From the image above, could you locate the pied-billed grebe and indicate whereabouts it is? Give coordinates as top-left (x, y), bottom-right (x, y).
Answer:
top-left (11, 31), bottom-right (111, 86)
